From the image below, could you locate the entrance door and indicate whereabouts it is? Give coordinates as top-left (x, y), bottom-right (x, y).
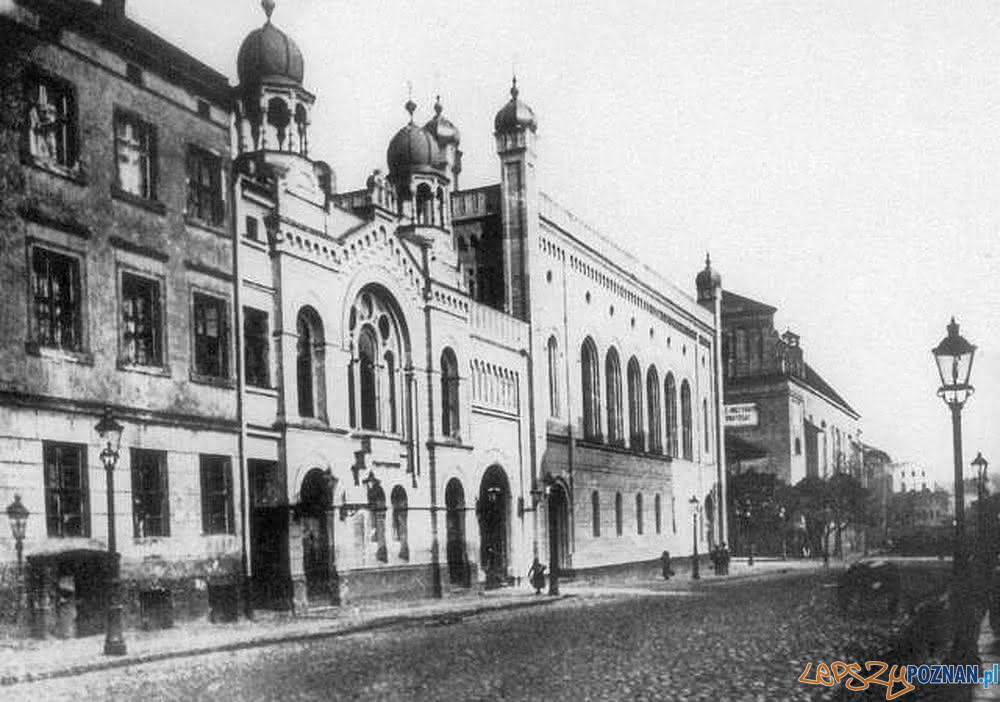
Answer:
top-left (249, 460), bottom-right (289, 609)
top-left (478, 465), bottom-right (510, 589)
top-left (445, 479), bottom-right (468, 586)
top-left (548, 483), bottom-right (571, 573)
top-left (300, 469), bottom-right (333, 603)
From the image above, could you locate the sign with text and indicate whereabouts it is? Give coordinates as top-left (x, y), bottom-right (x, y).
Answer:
top-left (725, 403), bottom-right (759, 427)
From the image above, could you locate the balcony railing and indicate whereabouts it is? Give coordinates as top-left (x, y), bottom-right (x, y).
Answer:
top-left (469, 301), bottom-right (527, 350)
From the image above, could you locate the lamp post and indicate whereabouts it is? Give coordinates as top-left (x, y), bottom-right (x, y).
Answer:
top-left (95, 407), bottom-right (126, 656)
top-left (6, 494), bottom-right (29, 628)
top-left (973, 452), bottom-right (988, 540)
top-left (689, 495), bottom-right (700, 580)
top-left (542, 474), bottom-right (559, 596)
top-left (931, 317), bottom-right (977, 664)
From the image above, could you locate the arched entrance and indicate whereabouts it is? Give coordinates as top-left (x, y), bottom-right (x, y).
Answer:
top-left (300, 469), bottom-right (334, 603)
top-left (445, 479), bottom-right (468, 586)
top-left (548, 482), bottom-right (571, 573)
top-left (478, 465), bottom-right (511, 589)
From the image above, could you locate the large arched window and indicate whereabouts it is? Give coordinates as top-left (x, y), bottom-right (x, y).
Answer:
top-left (627, 357), bottom-right (643, 450)
top-left (441, 347), bottom-right (460, 438)
top-left (646, 366), bottom-right (661, 453)
top-left (391, 486), bottom-right (409, 561)
top-left (681, 379), bottom-right (693, 459)
top-left (591, 491), bottom-right (600, 537)
top-left (581, 338), bottom-right (601, 441)
top-left (547, 336), bottom-right (560, 417)
top-left (615, 492), bottom-right (623, 537)
top-left (349, 288), bottom-right (407, 434)
top-left (296, 307), bottom-right (326, 421)
top-left (605, 348), bottom-right (623, 445)
top-left (665, 373), bottom-right (677, 457)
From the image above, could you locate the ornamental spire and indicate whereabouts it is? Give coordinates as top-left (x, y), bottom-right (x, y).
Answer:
top-left (262, 0), bottom-right (275, 22)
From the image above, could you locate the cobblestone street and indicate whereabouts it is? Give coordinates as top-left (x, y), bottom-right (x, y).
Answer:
top-left (16, 569), bottom-right (922, 702)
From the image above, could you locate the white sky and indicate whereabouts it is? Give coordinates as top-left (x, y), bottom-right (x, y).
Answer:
top-left (129, 0), bottom-right (1000, 487)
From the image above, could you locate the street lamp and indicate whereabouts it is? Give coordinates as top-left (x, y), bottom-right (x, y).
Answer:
top-left (932, 318), bottom-right (976, 665)
top-left (95, 407), bottom-right (126, 656)
top-left (972, 452), bottom-right (989, 545)
top-left (689, 495), bottom-right (700, 580)
top-left (542, 474), bottom-right (559, 596)
top-left (6, 494), bottom-right (29, 627)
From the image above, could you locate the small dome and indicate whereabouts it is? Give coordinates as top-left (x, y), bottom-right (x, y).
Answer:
top-left (494, 78), bottom-right (537, 133)
top-left (424, 96), bottom-right (460, 146)
top-left (387, 100), bottom-right (445, 177)
top-left (696, 254), bottom-right (722, 292)
top-left (237, 1), bottom-right (304, 87)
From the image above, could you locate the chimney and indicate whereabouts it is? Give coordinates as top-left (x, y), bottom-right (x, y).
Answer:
top-left (102, 0), bottom-right (125, 19)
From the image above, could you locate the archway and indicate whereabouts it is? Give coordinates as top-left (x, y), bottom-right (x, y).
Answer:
top-left (300, 469), bottom-right (334, 603)
top-left (548, 482), bottom-right (571, 573)
top-left (445, 479), bottom-right (468, 586)
top-left (478, 465), bottom-right (511, 589)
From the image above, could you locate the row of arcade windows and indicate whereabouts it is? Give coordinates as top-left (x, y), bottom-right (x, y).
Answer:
top-left (590, 492), bottom-right (664, 537)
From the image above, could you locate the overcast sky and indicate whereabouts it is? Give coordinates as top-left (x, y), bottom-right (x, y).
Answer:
top-left (128, 0), bottom-right (1000, 487)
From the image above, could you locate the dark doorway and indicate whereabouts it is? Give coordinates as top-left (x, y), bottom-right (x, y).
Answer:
top-left (249, 460), bottom-right (290, 609)
top-left (445, 479), bottom-right (468, 586)
top-left (478, 465), bottom-right (511, 589)
top-left (300, 468), bottom-right (334, 603)
top-left (548, 482), bottom-right (571, 573)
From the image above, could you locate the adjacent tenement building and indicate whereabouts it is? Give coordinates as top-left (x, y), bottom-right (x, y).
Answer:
top-left (0, 0), bottom-right (727, 637)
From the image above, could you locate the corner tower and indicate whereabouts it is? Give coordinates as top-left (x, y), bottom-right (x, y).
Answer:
top-left (494, 77), bottom-right (538, 320)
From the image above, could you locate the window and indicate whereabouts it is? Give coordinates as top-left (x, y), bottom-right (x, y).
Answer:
top-left (636, 493), bottom-right (644, 535)
top-left (547, 336), bottom-right (560, 417)
top-left (44, 442), bottom-right (89, 537)
top-left (605, 348), bottom-right (623, 445)
top-left (646, 367), bottom-right (662, 453)
top-left (114, 110), bottom-right (156, 200)
top-left (615, 492), bottom-right (623, 537)
top-left (655, 494), bottom-right (662, 534)
top-left (31, 246), bottom-right (82, 351)
top-left (245, 216), bottom-right (259, 241)
top-left (358, 327), bottom-right (378, 429)
top-left (199, 454), bottom-right (234, 534)
top-left (131, 449), bottom-right (169, 537)
top-left (591, 491), bottom-right (600, 537)
top-left (186, 146), bottom-right (224, 226)
top-left (581, 338), bottom-right (601, 441)
top-left (703, 398), bottom-right (711, 454)
top-left (370, 485), bottom-right (388, 562)
top-left (121, 272), bottom-right (162, 366)
top-left (24, 72), bottom-right (76, 168)
top-left (627, 357), bottom-right (643, 450)
top-left (665, 373), bottom-right (677, 457)
top-left (795, 437), bottom-right (802, 455)
top-left (193, 292), bottom-right (229, 380)
top-left (672, 496), bottom-right (677, 533)
top-left (441, 348), bottom-right (460, 438)
top-left (244, 307), bottom-right (269, 388)
top-left (681, 380), bottom-right (693, 460)
top-left (391, 486), bottom-right (409, 561)
top-left (349, 290), bottom-right (405, 434)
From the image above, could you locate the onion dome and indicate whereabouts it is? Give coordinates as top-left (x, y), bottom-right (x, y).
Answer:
top-left (236, 0), bottom-right (304, 87)
top-left (696, 253), bottom-right (722, 293)
top-left (424, 96), bottom-right (461, 147)
top-left (494, 77), bottom-right (537, 133)
top-left (387, 99), bottom-right (445, 177)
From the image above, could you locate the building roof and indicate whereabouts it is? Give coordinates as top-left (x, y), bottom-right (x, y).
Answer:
top-left (19, 0), bottom-right (231, 105)
top-left (804, 363), bottom-right (858, 418)
top-left (721, 290), bottom-right (777, 316)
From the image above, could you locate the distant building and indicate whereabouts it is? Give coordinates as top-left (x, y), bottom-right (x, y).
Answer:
top-left (720, 291), bottom-right (861, 486)
top-left (890, 462), bottom-right (938, 493)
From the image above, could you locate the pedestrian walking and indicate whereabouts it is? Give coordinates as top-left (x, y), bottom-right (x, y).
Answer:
top-left (528, 557), bottom-right (547, 594)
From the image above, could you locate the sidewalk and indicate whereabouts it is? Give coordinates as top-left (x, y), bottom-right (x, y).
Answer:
top-left (974, 613), bottom-right (1000, 700)
top-left (0, 558), bottom-right (828, 687)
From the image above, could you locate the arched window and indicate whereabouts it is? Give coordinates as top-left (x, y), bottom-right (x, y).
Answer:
top-left (369, 484), bottom-right (387, 563)
top-left (581, 338), bottom-right (601, 441)
top-left (703, 397), bottom-right (710, 454)
top-left (441, 347), bottom-right (460, 438)
top-left (654, 494), bottom-right (662, 534)
top-left (349, 288), bottom-right (407, 434)
top-left (437, 187), bottom-right (446, 227)
top-left (646, 366), bottom-right (661, 453)
top-left (636, 493), bottom-right (644, 535)
top-left (615, 492), bottom-right (623, 537)
top-left (391, 486), bottom-right (409, 561)
top-left (416, 183), bottom-right (434, 225)
top-left (665, 373), bottom-right (677, 457)
top-left (681, 380), bottom-right (693, 459)
top-left (605, 348), bottom-right (623, 445)
top-left (591, 491), bottom-right (600, 537)
top-left (547, 336), bottom-right (560, 417)
top-left (627, 357), bottom-right (643, 450)
top-left (296, 307), bottom-right (326, 421)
